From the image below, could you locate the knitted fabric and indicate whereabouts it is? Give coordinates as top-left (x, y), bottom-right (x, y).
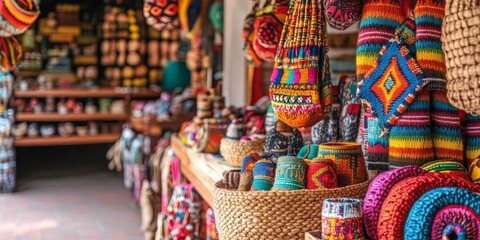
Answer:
top-left (264, 127), bottom-right (303, 158)
top-left (404, 187), bottom-right (480, 240)
top-left (421, 160), bottom-right (469, 180)
top-left (272, 156), bottom-right (307, 190)
top-left (252, 2), bottom-right (288, 62)
top-left (317, 142), bottom-right (366, 187)
top-left (356, 0), bottom-right (405, 81)
top-left (222, 170), bottom-right (241, 190)
top-left (269, 0), bottom-right (332, 128)
top-left (206, 208), bottom-right (219, 240)
top-left (359, 22), bottom-right (426, 135)
top-left (251, 159), bottom-right (276, 191)
top-left (377, 173), bottom-right (480, 239)
top-left (327, 103), bottom-right (340, 142)
top-left (465, 114), bottom-right (480, 168)
top-left (242, 1), bottom-right (262, 65)
top-left (365, 110), bottom-right (389, 178)
top-left (178, 0), bottom-right (209, 38)
top-left (388, 90), bottom-right (434, 168)
top-left (238, 153), bottom-right (261, 191)
top-left (339, 77), bottom-right (361, 142)
top-left (363, 166), bottom-right (427, 240)
top-left (0, 0), bottom-right (39, 36)
top-left (297, 144), bottom-right (319, 160)
top-left (306, 158), bottom-right (337, 189)
top-left (321, 198), bottom-right (364, 240)
top-left (311, 115), bottom-right (329, 145)
top-left (265, 105), bottom-right (278, 133)
top-left (144, 0), bottom-right (180, 31)
top-left (431, 205), bottom-right (480, 240)
top-left (0, 36), bottom-right (21, 72)
top-left (324, 0), bottom-right (362, 30)
top-left (469, 158), bottom-right (480, 183)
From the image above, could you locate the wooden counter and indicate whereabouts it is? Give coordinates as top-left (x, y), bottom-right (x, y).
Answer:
top-left (171, 135), bottom-right (236, 206)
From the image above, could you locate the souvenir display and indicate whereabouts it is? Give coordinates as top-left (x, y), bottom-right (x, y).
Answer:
top-left (321, 198), bottom-right (364, 240)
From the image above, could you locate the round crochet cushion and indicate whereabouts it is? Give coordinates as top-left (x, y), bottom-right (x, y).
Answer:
top-left (377, 173), bottom-right (480, 239)
top-left (421, 159), bottom-right (470, 180)
top-left (363, 166), bottom-right (427, 240)
top-left (405, 187), bottom-right (480, 239)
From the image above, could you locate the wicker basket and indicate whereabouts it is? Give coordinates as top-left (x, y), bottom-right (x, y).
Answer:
top-left (442, 0), bottom-right (480, 114)
top-left (219, 138), bottom-right (265, 167)
top-left (213, 180), bottom-right (370, 240)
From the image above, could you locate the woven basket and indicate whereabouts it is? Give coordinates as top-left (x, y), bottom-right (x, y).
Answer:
top-left (442, 0), bottom-right (480, 115)
top-left (213, 180), bottom-right (370, 240)
top-left (219, 138), bottom-right (265, 167)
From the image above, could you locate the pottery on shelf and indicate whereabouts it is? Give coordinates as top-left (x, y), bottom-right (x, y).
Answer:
top-left (76, 126), bottom-right (88, 136)
top-left (12, 122), bottom-right (28, 138)
top-left (27, 123), bottom-right (39, 137)
top-left (58, 122), bottom-right (75, 137)
top-left (40, 125), bottom-right (56, 137)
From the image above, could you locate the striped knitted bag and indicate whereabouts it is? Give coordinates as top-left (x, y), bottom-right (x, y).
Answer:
top-left (356, 0), bottom-right (404, 174)
top-left (414, 0), bottom-right (465, 163)
top-left (465, 114), bottom-right (480, 168)
top-left (0, 0), bottom-right (39, 37)
top-left (269, 0), bottom-right (332, 128)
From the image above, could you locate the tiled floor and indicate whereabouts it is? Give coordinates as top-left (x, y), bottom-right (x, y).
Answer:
top-left (0, 172), bottom-right (143, 240)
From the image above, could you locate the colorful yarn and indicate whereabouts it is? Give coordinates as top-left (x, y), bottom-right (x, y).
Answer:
top-left (377, 173), bottom-right (480, 239)
top-left (404, 187), bottom-right (480, 240)
top-left (339, 77), bottom-right (361, 142)
top-left (465, 114), bottom-right (480, 168)
top-left (468, 158), bottom-right (480, 183)
top-left (269, 0), bottom-right (332, 128)
top-left (388, 90), bottom-right (435, 168)
top-left (324, 0), bottom-right (362, 30)
top-left (251, 159), bottom-right (276, 191)
top-left (306, 158), bottom-right (337, 189)
top-left (317, 142), bottom-right (367, 187)
top-left (143, 0), bottom-right (180, 31)
top-left (297, 144), bottom-right (319, 160)
top-left (272, 156), bottom-right (307, 190)
top-left (238, 152), bottom-right (261, 191)
top-left (0, 36), bottom-right (21, 72)
top-left (421, 160), bottom-right (469, 180)
top-left (365, 110), bottom-right (389, 178)
top-left (431, 205), bottom-right (480, 240)
top-left (359, 31), bottom-right (426, 135)
top-left (363, 166), bottom-right (427, 240)
top-left (321, 198), bottom-right (364, 240)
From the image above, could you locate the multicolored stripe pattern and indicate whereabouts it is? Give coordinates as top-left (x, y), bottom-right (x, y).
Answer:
top-left (269, 0), bottom-right (332, 128)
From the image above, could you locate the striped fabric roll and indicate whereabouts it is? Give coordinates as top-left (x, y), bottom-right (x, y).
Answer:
top-left (388, 90), bottom-right (434, 168)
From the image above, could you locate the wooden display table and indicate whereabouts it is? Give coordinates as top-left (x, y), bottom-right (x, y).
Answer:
top-left (171, 135), bottom-right (236, 206)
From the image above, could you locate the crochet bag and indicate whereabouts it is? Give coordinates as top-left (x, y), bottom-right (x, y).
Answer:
top-left (442, 0), bottom-right (480, 115)
top-left (0, 0), bottom-right (40, 37)
top-left (269, 0), bottom-right (332, 128)
top-left (0, 36), bottom-right (21, 72)
top-left (252, 0), bottom-right (289, 62)
top-left (242, 0), bottom-right (263, 65)
top-left (143, 0), bottom-right (180, 31)
top-left (324, 0), bottom-right (363, 30)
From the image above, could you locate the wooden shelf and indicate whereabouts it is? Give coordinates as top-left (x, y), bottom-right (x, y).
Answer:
top-left (14, 134), bottom-right (120, 147)
top-left (16, 113), bottom-right (127, 122)
top-left (14, 88), bottom-right (161, 98)
top-left (14, 88), bottom-right (125, 98)
top-left (130, 112), bottom-right (194, 135)
top-left (15, 69), bottom-right (42, 78)
top-left (171, 135), bottom-right (235, 206)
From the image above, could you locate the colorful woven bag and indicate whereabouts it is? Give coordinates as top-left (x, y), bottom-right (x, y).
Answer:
top-left (306, 158), bottom-right (337, 189)
top-left (252, 0), bottom-right (289, 62)
top-left (404, 187), bottom-right (480, 240)
top-left (269, 0), bottom-right (332, 128)
top-left (242, 0), bottom-right (263, 66)
top-left (317, 142), bottom-right (367, 187)
top-left (324, 0), bottom-right (363, 30)
top-left (0, 36), bottom-right (21, 72)
top-left (0, 0), bottom-right (39, 37)
top-left (143, 0), bottom-right (180, 31)
top-left (272, 156), bottom-right (307, 190)
top-left (321, 198), bottom-right (364, 240)
top-left (377, 173), bottom-right (480, 239)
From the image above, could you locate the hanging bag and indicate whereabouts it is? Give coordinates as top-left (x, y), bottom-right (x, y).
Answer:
top-left (269, 0), bottom-right (332, 128)
top-left (242, 0), bottom-right (263, 65)
top-left (0, 0), bottom-right (40, 37)
top-left (442, 0), bottom-right (480, 115)
top-left (143, 0), bottom-right (180, 31)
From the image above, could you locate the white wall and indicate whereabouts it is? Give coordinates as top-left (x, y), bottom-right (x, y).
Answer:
top-left (223, 0), bottom-right (250, 107)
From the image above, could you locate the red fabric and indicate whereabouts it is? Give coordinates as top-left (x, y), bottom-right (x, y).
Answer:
top-left (250, 66), bottom-right (264, 104)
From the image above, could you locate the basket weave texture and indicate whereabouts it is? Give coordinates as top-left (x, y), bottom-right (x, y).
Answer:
top-left (442, 0), bottom-right (480, 114)
top-left (213, 180), bottom-right (370, 240)
top-left (219, 138), bottom-right (265, 167)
